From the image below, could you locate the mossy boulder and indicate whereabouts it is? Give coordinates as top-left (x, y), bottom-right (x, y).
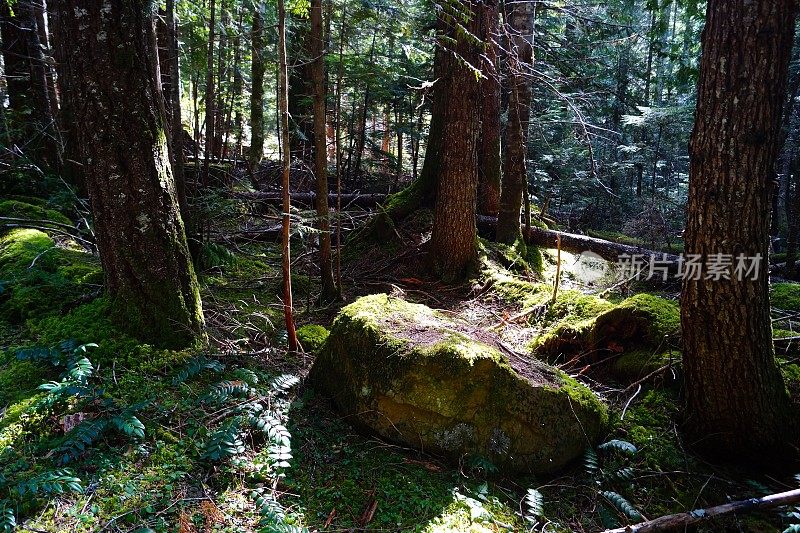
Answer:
top-left (534, 293), bottom-right (680, 381)
top-left (0, 228), bottom-right (102, 322)
top-left (310, 294), bottom-right (608, 474)
top-left (0, 200), bottom-right (71, 232)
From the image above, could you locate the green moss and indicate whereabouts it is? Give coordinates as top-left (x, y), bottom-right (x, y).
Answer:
top-left (296, 324), bottom-right (329, 353)
top-left (621, 389), bottom-right (684, 470)
top-left (0, 200), bottom-right (71, 230)
top-left (612, 350), bottom-right (675, 381)
top-left (596, 293), bottom-right (680, 346)
top-left (28, 298), bottom-right (191, 372)
top-left (485, 237), bottom-right (544, 276)
top-left (0, 351), bottom-right (46, 407)
top-left (0, 228), bottom-right (102, 322)
top-left (772, 282), bottom-right (800, 311)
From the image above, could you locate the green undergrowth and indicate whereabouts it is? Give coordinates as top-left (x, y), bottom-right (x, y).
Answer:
top-left (773, 282), bottom-right (800, 312)
top-left (283, 394), bottom-right (528, 532)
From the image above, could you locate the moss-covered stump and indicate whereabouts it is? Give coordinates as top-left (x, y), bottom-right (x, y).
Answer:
top-left (310, 294), bottom-right (608, 474)
top-left (533, 293), bottom-right (680, 381)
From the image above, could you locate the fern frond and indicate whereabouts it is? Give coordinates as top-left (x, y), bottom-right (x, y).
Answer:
top-left (601, 491), bottom-right (642, 522)
top-left (110, 413), bottom-right (145, 439)
top-left (783, 525), bottom-right (800, 533)
top-left (55, 418), bottom-right (107, 464)
top-left (65, 356), bottom-right (94, 383)
top-left (523, 488), bottom-right (544, 523)
top-left (270, 374), bottom-right (299, 395)
top-left (172, 356), bottom-right (225, 385)
top-left (250, 413), bottom-right (291, 447)
top-left (0, 501), bottom-right (15, 533)
top-left (584, 448), bottom-right (599, 476)
top-left (233, 368), bottom-right (260, 386)
top-left (598, 439), bottom-right (637, 456)
top-left (251, 489), bottom-right (307, 532)
top-left (203, 418), bottom-right (245, 461)
top-left (606, 467), bottom-right (636, 483)
top-left (15, 469), bottom-right (83, 496)
top-left (201, 380), bottom-right (251, 405)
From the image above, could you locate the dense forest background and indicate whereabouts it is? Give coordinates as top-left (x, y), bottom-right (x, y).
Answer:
top-left (3, 0), bottom-right (800, 531)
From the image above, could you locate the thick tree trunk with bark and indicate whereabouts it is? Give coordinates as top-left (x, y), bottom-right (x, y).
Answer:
top-left (249, 2), bottom-right (266, 170)
top-left (476, 0), bottom-right (501, 217)
top-left (54, 0), bottom-right (204, 349)
top-left (681, 0), bottom-right (796, 462)
top-left (429, 1), bottom-right (482, 281)
top-left (311, 0), bottom-right (337, 301)
top-left (497, 1), bottom-right (534, 243)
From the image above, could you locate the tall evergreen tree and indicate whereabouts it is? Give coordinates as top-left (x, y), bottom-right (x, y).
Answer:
top-left (54, 0), bottom-right (204, 348)
top-left (681, 0), bottom-right (797, 461)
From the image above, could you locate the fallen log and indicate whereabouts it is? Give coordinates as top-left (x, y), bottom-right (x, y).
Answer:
top-left (601, 488), bottom-right (800, 533)
top-left (476, 215), bottom-right (681, 268)
top-left (232, 191), bottom-right (386, 209)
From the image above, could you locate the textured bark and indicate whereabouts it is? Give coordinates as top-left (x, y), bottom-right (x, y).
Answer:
top-left (681, 0), bottom-right (796, 461)
top-left (165, 0), bottom-right (188, 227)
top-left (311, 0), bottom-right (337, 301)
top-left (429, 1), bottom-right (482, 281)
top-left (497, 1), bottom-right (533, 243)
top-left (249, 2), bottom-right (266, 170)
top-left (476, 0), bottom-right (501, 217)
top-left (54, 0), bottom-right (204, 348)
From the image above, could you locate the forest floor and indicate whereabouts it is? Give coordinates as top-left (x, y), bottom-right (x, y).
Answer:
top-left (2, 183), bottom-right (800, 532)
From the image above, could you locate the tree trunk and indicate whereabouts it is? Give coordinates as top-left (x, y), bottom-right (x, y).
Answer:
top-left (1, 0), bottom-right (61, 170)
top-left (165, 0), bottom-right (188, 228)
top-left (54, 0), bottom-right (204, 349)
top-left (278, 0), bottom-right (299, 351)
top-left (429, 1), bottom-right (482, 281)
top-left (202, 0), bottom-right (216, 187)
top-left (681, 0), bottom-right (796, 462)
top-left (249, 2), bottom-right (266, 170)
top-left (311, 0), bottom-right (337, 301)
top-left (497, 1), bottom-right (533, 244)
top-left (476, 0), bottom-right (501, 217)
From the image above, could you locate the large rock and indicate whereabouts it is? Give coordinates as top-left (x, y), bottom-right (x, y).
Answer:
top-left (310, 294), bottom-right (608, 474)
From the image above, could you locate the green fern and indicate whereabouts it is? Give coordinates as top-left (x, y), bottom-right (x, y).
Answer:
top-left (110, 413), bottom-right (145, 439)
top-left (523, 488), bottom-right (544, 523)
top-left (14, 469), bottom-right (83, 496)
top-left (0, 501), bottom-right (15, 533)
top-left (65, 356), bottom-right (94, 383)
top-left (232, 368), bottom-right (261, 385)
top-left (784, 525), bottom-right (800, 533)
top-left (172, 355), bottom-right (225, 385)
top-left (202, 380), bottom-right (251, 405)
top-left (251, 489), bottom-right (307, 532)
top-left (250, 413), bottom-right (291, 447)
top-left (584, 448), bottom-right (599, 477)
top-left (203, 418), bottom-right (245, 461)
top-left (598, 439), bottom-right (637, 456)
top-left (270, 374), bottom-right (299, 394)
top-left (55, 418), bottom-right (108, 464)
top-left (606, 467), bottom-right (636, 483)
top-left (601, 491), bottom-right (643, 522)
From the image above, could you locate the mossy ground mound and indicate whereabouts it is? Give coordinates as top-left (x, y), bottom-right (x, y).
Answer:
top-left (772, 282), bottom-right (800, 312)
top-left (0, 228), bottom-right (101, 322)
top-left (310, 293), bottom-right (608, 474)
top-left (531, 293), bottom-right (680, 382)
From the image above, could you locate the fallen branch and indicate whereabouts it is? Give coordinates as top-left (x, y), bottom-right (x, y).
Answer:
top-left (232, 191), bottom-right (386, 208)
top-left (476, 215), bottom-right (681, 268)
top-left (601, 488), bottom-right (800, 533)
